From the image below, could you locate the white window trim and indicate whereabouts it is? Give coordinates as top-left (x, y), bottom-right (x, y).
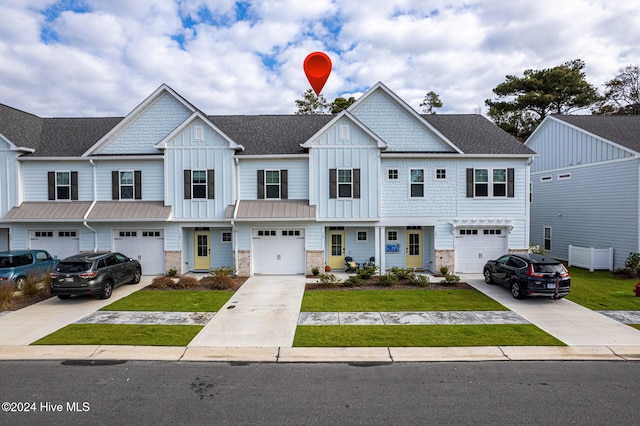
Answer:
top-left (409, 168), bottom-right (425, 198)
top-left (337, 168), bottom-right (353, 198)
top-left (435, 168), bottom-right (447, 180)
top-left (264, 169), bottom-right (281, 200)
top-left (340, 125), bottom-right (350, 140)
top-left (192, 170), bottom-right (208, 199)
top-left (387, 230), bottom-right (398, 241)
top-left (221, 231), bottom-right (232, 243)
top-left (544, 226), bottom-right (552, 251)
top-left (55, 170), bottom-right (71, 201)
top-left (119, 170), bottom-right (135, 200)
top-left (194, 125), bottom-right (204, 141)
top-left (557, 173), bottom-right (572, 180)
top-left (387, 168), bottom-right (399, 180)
top-left (474, 168), bottom-right (507, 198)
top-left (356, 230), bottom-right (368, 242)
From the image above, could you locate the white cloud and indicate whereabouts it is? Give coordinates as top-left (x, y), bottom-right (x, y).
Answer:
top-left (0, 0), bottom-right (639, 117)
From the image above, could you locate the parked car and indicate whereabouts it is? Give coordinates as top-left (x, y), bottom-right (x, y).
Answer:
top-left (483, 253), bottom-right (570, 299)
top-left (50, 252), bottom-right (141, 300)
top-left (0, 249), bottom-right (59, 290)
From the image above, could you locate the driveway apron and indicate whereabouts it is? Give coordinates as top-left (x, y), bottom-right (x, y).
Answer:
top-left (465, 274), bottom-right (640, 346)
top-left (188, 275), bottom-right (305, 347)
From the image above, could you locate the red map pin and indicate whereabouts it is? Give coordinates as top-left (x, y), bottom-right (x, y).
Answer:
top-left (303, 52), bottom-right (332, 95)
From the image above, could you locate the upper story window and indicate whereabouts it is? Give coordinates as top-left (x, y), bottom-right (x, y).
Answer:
top-left (257, 170), bottom-right (288, 199)
top-left (410, 169), bottom-right (424, 198)
top-left (436, 169), bottom-right (447, 180)
top-left (466, 168), bottom-right (514, 198)
top-left (329, 168), bottom-right (361, 199)
top-left (111, 171), bottom-right (141, 200)
top-left (184, 169), bottom-right (215, 200)
top-left (388, 169), bottom-right (398, 180)
top-left (48, 171), bottom-right (78, 201)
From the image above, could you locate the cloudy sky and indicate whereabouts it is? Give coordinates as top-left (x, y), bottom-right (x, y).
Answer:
top-left (1, 0), bottom-right (638, 118)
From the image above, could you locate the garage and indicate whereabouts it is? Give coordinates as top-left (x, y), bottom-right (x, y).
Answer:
top-left (455, 228), bottom-right (507, 273)
top-left (113, 229), bottom-right (165, 275)
top-left (29, 229), bottom-right (80, 260)
top-left (252, 228), bottom-right (305, 275)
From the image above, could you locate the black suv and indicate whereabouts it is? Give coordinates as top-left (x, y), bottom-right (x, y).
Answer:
top-left (50, 252), bottom-right (141, 300)
top-left (483, 253), bottom-right (570, 299)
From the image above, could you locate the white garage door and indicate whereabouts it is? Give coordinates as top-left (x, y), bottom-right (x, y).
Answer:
top-left (29, 230), bottom-right (80, 260)
top-left (114, 230), bottom-right (165, 275)
top-left (455, 228), bottom-right (507, 273)
top-left (252, 229), bottom-right (305, 275)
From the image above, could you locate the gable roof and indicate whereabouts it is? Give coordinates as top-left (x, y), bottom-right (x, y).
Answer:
top-left (422, 114), bottom-right (535, 156)
top-left (550, 115), bottom-right (640, 153)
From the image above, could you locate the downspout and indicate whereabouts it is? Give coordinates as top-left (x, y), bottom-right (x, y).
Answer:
top-left (525, 157), bottom-right (534, 251)
top-left (83, 159), bottom-right (98, 252)
top-left (231, 157), bottom-right (240, 275)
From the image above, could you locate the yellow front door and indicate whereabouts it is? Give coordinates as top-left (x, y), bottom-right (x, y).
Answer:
top-left (406, 229), bottom-right (423, 269)
top-left (194, 231), bottom-right (210, 270)
top-left (327, 230), bottom-right (345, 270)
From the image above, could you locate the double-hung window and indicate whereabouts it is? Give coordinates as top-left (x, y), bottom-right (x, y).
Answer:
top-left (338, 169), bottom-right (352, 198)
top-left (119, 171), bottom-right (134, 199)
top-left (48, 171), bottom-right (78, 200)
top-left (184, 169), bottom-right (215, 199)
top-left (257, 170), bottom-right (288, 199)
top-left (111, 171), bottom-right (141, 200)
top-left (329, 168), bottom-right (360, 199)
top-left (467, 168), bottom-right (514, 198)
top-left (410, 169), bottom-right (424, 198)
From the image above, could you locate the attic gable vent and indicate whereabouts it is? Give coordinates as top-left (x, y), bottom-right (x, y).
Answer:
top-left (194, 125), bottom-right (204, 141)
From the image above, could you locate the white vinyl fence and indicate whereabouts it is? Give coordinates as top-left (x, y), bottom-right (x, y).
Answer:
top-left (568, 245), bottom-right (614, 272)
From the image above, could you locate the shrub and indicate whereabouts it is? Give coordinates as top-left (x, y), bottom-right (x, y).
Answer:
top-left (389, 266), bottom-right (412, 280)
top-left (210, 266), bottom-right (234, 277)
top-left (150, 275), bottom-right (175, 289)
top-left (439, 265), bottom-right (449, 276)
top-left (200, 275), bottom-right (233, 290)
top-left (356, 265), bottom-right (377, 280)
top-left (409, 274), bottom-right (430, 287)
top-left (175, 275), bottom-right (200, 289)
top-left (0, 286), bottom-right (14, 310)
top-left (441, 274), bottom-right (461, 285)
top-left (625, 252), bottom-right (640, 277)
top-left (318, 273), bottom-right (342, 287)
top-left (311, 266), bottom-right (320, 276)
top-left (377, 273), bottom-right (399, 287)
top-left (343, 275), bottom-right (365, 287)
top-left (166, 268), bottom-right (178, 277)
top-left (529, 244), bottom-right (546, 255)
top-left (21, 274), bottom-right (45, 298)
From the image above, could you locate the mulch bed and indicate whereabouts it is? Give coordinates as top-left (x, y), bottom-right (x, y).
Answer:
top-left (143, 276), bottom-right (248, 291)
top-left (305, 279), bottom-right (474, 291)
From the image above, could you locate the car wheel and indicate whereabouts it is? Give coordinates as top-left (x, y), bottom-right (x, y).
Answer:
top-left (483, 269), bottom-right (494, 284)
top-left (15, 276), bottom-right (27, 290)
top-left (100, 281), bottom-right (113, 299)
top-left (510, 282), bottom-right (523, 299)
top-left (130, 268), bottom-right (141, 284)
top-left (57, 295), bottom-right (71, 300)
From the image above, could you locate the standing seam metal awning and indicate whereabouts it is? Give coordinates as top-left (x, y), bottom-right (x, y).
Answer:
top-left (4, 201), bottom-right (172, 222)
top-left (226, 200), bottom-right (316, 220)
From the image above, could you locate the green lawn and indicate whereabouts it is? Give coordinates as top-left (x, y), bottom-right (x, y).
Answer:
top-left (101, 290), bottom-right (234, 312)
top-left (565, 267), bottom-right (640, 310)
top-left (32, 324), bottom-right (202, 346)
top-left (293, 324), bottom-right (564, 347)
top-left (301, 289), bottom-right (507, 312)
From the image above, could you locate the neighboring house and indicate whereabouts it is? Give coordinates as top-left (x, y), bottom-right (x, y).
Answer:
top-left (0, 82), bottom-right (535, 275)
top-left (526, 115), bottom-right (640, 269)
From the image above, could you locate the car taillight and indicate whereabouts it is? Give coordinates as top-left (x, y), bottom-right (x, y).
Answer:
top-left (79, 271), bottom-right (99, 279)
top-left (527, 264), bottom-right (544, 278)
top-left (560, 264), bottom-right (570, 278)
top-left (50, 273), bottom-right (58, 279)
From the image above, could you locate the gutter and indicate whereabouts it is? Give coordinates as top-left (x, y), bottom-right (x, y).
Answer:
top-left (83, 159), bottom-right (98, 252)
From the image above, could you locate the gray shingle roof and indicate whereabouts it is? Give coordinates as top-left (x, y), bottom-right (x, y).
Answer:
top-left (0, 103), bottom-right (534, 157)
top-left (421, 114), bottom-right (536, 155)
top-left (552, 115), bottom-right (640, 153)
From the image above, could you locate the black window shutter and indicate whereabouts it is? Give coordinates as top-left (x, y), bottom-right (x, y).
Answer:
top-left (257, 170), bottom-right (265, 199)
top-left (329, 169), bottom-right (337, 199)
top-left (507, 168), bottom-right (515, 198)
top-left (207, 169), bottom-right (215, 199)
top-left (71, 171), bottom-right (78, 200)
top-left (353, 169), bottom-right (361, 199)
top-left (134, 170), bottom-right (142, 200)
top-left (48, 172), bottom-right (55, 200)
top-left (184, 170), bottom-right (191, 199)
top-left (466, 168), bottom-right (474, 198)
top-left (111, 171), bottom-right (119, 200)
top-left (281, 170), bottom-right (288, 199)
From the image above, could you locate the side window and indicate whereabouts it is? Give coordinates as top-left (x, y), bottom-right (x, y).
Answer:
top-left (35, 251), bottom-right (49, 262)
top-left (544, 227), bottom-right (552, 251)
top-left (497, 255), bottom-right (510, 265)
top-left (97, 259), bottom-right (106, 269)
top-left (114, 253), bottom-right (127, 263)
top-left (105, 256), bottom-right (118, 267)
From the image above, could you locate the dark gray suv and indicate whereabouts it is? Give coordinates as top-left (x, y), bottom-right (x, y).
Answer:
top-left (50, 252), bottom-right (141, 300)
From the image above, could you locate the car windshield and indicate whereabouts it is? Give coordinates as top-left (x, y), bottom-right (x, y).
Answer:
top-left (0, 254), bottom-right (32, 268)
top-left (533, 263), bottom-right (565, 274)
top-left (56, 262), bottom-right (92, 273)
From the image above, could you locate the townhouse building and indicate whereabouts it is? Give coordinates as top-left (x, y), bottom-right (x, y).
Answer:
top-left (0, 82), bottom-right (535, 276)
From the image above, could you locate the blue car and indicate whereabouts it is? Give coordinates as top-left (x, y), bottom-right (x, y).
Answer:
top-left (0, 250), bottom-right (59, 290)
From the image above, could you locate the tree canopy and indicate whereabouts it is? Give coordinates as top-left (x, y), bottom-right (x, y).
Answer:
top-left (485, 59), bottom-right (600, 139)
top-left (330, 96), bottom-right (356, 113)
top-left (419, 91), bottom-right (443, 114)
top-left (592, 65), bottom-right (640, 115)
top-left (294, 90), bottom-right (357, 115)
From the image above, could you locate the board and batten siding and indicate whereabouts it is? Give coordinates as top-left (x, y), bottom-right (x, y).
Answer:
top-left (530, 159), bottom-right (639, 269)
top-left (527, 119), bottom-right (634, 173)
top-left (238, 158), bottom-right (309, 200)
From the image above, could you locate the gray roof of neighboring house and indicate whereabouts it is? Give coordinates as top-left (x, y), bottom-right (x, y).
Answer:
top-left (0, 102), bottom-right (534, 157)
top-left (552, 115), bottom-right (640, 153)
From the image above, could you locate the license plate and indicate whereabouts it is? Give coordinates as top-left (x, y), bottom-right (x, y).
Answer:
top-left (65, 277), bottom-right (74, 282)
top-left (547, 283), bottom-right (556, 289)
